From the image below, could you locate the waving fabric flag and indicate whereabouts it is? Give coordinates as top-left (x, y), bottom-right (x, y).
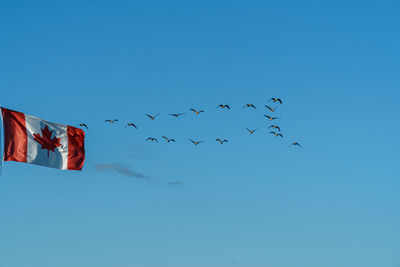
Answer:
top-left (1, 108), bottom-right (85, 170)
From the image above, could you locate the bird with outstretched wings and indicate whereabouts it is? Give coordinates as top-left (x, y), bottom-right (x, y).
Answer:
top-left (189, 139), bottom-right (204, 145)
top-left (216, 138), bottom-right (228, 144)
top-left (189, 108), bottom-right (204, 115)
top-left (145, 113), bottom-right (160, 120)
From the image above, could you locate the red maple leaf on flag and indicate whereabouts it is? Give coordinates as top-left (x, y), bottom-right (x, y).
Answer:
top-left (33, 125), bottom-right (62, 157)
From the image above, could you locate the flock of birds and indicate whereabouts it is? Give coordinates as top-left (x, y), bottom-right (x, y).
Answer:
top-left (78, 98), bottom-right (302, 148)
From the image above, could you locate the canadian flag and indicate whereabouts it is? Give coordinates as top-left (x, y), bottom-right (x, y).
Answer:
top-left (1, 108), bottom-right (85, 170)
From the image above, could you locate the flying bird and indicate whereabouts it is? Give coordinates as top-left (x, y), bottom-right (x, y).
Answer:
top-left (269, 125), bottom-right (281, 131)
top-left (243, 104), bottom-right (257, 109)
top-left (264, 115), bottom-right (281, 121)
top-left (189, 108), bottom-right (204, 115)
top-left (105, 119), bottom-right (119, 123)
top-left (246, 127), bottom-right (257, 134)
top-left (162, 136), bottom-right (176, 143)
top-left (265, 105), bottom-right (279, 112)
top-left (169, 113), bottom-right (185, 118)
top-left (125, 122), bottom-right (137, 129)
top-left (189, 139), bottom-right (204, 145)
top-left (215, 138), bottom-right (228, 144)
top-left (290, 142), bottom-right (302, 147)
top-left (146, 137), bottom-right (158, 143)
top-left (217, 104), bottom-right (230, 110)
top-left (145, 113), bottom-right (159, 120)
top-left (269, 98), bottom-right (283, 104)
top-left (78, 123), bottom-right (88, 129)
top-left (270, 131), bottom-right (283, 137)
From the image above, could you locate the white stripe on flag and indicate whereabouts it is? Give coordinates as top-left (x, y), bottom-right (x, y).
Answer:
top-left (25, 114), bottom-right (69, 170)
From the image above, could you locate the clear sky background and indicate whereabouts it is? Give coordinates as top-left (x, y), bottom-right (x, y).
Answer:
top-left (1, 0), bottom-right (400, 266)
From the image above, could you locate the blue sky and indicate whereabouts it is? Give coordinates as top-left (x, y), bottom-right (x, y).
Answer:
top-left (1, 0), bottom-right (400, 266)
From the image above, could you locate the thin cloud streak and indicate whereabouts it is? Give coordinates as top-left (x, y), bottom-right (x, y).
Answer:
top-left (166, 181), bottom-right (184, 186)
top-left (95, 163), bottom-right (148, 179)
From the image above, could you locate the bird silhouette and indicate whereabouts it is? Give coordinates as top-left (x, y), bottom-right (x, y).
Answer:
top-left (242, 104), bottom-right (257, 109)
top-left (146, 137), bottom-right (158, 143)
top-left (162, 136), bottom-right (176, 143)
top-left (125, 122), bottom-right (137, 129)
top-left (270, 131), bottom-right (283, 137)
top-left (246, 127), bottom-right (257, 134)
top-left (269, 98), bottom-right (283, 104)
top-left (169, 113), bottom-right (185, 118)
top-left (105, 119), bottom-right (119, 124)
top-left (189, 108), bottom-right (204, 115)
top-left (265, 105), bottom-right (279, 112)
top-left (269, 125), bottom-right (281, 131)
top-left (290, 142), bottom-right (302, 147)
top-left (264, 115), bottom-right (281, 121)
top-left (217, 104), bottom-right (230, 110)
top-left (189, 139), bottom-right (204, 145)
top-left (145, 113), bottom-right (160, 120)
top-left (78, 123), bottom-right (88, 129)
top-left (215, 138), bottom-right (228, 144)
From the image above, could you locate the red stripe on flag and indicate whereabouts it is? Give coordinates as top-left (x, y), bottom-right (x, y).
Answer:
top-left (1, 108), bottom-right (28, 163)
top-left (67, 126), bottom-right (85, 170)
